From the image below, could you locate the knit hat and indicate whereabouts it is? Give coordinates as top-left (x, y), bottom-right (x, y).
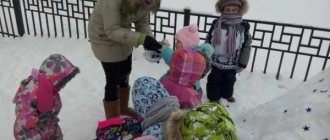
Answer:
top-left (220, 0), bottom-right (243, 9)
top-left (175, 24), bottom-right (200, 49)
top-left (179, 102), bottom-right (238, 140)
top-left (216, 0), bottom-right (250, 14)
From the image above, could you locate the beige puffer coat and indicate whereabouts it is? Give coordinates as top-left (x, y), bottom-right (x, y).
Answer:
top-left (88, 0), bottom-right (153, 62)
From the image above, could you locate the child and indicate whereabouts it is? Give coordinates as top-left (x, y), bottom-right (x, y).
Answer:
top-left (206, 0), bottom-right (252, 103)
top-left (159, 24), bottom-right (204, 94)
top-left (132, 76), bottom-right (180, 139)
top-left (13, 54), bottom-right (80, 140)
top-left (160, 43), bottom-right (214, 109)
top-left (165, 102), bottom-right (238, 140)
top-left (95, 116), bottom-right (143, 140)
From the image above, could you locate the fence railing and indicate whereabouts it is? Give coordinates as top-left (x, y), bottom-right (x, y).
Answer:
top-left (0, 0), bottom-right (24, 37)
top-left (1, 0), bottom-right (330, 81)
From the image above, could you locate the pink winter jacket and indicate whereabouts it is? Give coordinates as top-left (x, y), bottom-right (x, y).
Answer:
top-left (160, 48), bottom-right (205, 109)
top-left (13, 54), bottom-right (79, 140)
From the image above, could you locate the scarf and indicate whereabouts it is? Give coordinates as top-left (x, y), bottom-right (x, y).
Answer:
top-left (213, 13), bottom-right (243, 58)
top-left (142, 96), bottom-right (179, 130)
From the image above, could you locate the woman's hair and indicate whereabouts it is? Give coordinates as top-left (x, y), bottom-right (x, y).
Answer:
top-left (121, 0), bottom-right (161, 15)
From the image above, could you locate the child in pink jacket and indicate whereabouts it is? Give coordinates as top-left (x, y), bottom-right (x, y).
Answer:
top-left (160, 43), bottom-right (214, 109)
top-left (13, 54), bottom-right (80, 140)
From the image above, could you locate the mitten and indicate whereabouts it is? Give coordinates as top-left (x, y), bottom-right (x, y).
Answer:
top-left (161, 38), bottom-right (170, 46)
top-left (138, 34), bottom-right (162, 53)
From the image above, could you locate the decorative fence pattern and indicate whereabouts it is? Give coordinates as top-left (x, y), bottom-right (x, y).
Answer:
top-left (20, 0), bottom-right (95, 38)
top-left (1, 0), bottom-right (330, 81)
top-left (0, 0), bottom-right (24, 37)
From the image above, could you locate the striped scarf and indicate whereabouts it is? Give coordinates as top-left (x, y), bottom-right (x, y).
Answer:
top-left (213, 13), bottom-right (243, 58)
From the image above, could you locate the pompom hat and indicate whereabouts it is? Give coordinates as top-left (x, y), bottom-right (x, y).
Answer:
top-left (175, 24), bottom-right (200, 49)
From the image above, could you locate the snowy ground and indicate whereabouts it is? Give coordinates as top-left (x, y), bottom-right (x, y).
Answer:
top-left (0, 36), bottom-right (304, 139)
top-left (237, 68), bottom-right (330, 140)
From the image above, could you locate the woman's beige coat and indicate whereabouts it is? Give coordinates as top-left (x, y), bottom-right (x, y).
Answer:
top-left (88, 0), bottom-right (153, 62)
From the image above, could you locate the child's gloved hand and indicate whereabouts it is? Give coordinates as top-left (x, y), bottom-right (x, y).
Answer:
top-left (143, 50), bottom-right (161, 63)
top-left (160, 38), bottom-right (170, 46)
top-left (159, 38), bottom-right (171, 52)
top-left (138, 34), bottom-right (162, 53)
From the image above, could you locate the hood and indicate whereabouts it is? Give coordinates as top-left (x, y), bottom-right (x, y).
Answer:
top-left (13, 54), bottom-right (79, 113)
top-left (39, 54), bottom-right (80, 90)
top-left (179, 102), bottom-right (237, 139)
top-left (169, 48), bottom-right (206, 86)
top-left (132, 76), bottom-right (170, 117)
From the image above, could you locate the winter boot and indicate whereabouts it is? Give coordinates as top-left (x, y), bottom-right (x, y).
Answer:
top-left (118, 86), bottom-right (141, 118)
top-left (103, 100), bottom-right (120, 119)
top-left (226, 97), bottom-right (236, 103)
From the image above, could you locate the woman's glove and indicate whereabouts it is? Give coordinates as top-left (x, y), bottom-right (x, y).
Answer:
top-left (138, 34), bottom-right (162, 53)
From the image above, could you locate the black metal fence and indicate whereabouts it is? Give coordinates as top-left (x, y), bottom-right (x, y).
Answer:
top-left (1, 0), bottom-right (330, 81)
top-left (0, 0), bottom-right (23, 37)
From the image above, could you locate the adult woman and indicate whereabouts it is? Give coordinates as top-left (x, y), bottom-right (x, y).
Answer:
top-left (88, 0), bottom-right (162, 119)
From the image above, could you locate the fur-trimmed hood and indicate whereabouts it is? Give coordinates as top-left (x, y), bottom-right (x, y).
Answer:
top-left (216, 0), bottom-right (249, 14)
top-left (165, 110), bottom-right (186, 140)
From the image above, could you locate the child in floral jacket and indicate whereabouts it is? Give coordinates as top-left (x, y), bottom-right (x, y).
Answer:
top-left (13, 54), bottom-right (80, 140)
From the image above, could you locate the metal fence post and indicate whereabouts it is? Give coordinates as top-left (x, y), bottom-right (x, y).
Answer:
top-left (183, 8), bottom-right (190, 26)
top-left (13, 0), bottom-right (24, 36)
